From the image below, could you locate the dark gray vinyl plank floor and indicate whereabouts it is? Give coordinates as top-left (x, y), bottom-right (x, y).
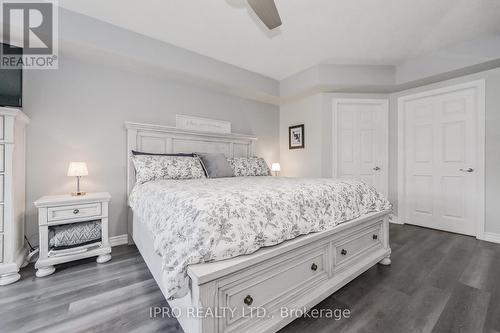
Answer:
top-left (1, 224), bottom-right (499, 333)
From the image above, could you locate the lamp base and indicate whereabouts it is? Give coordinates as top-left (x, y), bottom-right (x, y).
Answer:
top-left (71, 191), bottom-right (86, 196)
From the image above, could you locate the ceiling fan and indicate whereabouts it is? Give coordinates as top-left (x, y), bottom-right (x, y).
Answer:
top-left (247, 0), bottom-right (282, 30)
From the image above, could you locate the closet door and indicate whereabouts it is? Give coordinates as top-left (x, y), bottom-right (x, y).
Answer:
top-left (401, 86), bottom-right (480, 236)
top-left (332, 99), bottom-right (388, 196)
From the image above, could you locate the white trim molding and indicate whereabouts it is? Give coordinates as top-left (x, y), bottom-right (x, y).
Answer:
top-left (109, 234), bottom-right (129, 247)
top-left (480, 232), bottom-right (500, 245)
top-left (388, 214), bottom-right (401, 225)
top-left (397, 79), bottom-right (486, 239)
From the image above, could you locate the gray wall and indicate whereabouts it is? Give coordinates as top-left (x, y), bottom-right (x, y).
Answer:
top-left (57, 8), bottom-right (280, 105)
top-left (23, 53), bottom-right (280, 245)
top-left (280, 94), bottom-right (323, 177)
top-left (278, 35), bottom-right (500, 102)
top-left (280, 64), bottom-right (395, 100)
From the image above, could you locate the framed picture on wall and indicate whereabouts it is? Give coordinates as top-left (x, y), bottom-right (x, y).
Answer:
top-left (289, 124), bottom-right (304, 149)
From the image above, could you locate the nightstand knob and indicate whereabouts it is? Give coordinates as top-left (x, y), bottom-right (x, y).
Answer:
top-left (341, 249), bottom-right (347, 256)
top-left (373, 234), bottom-right (378, 240)
top-left (73, 209), bottom-right (79, 214)
top-left (311, 263), bottom-right (318, 271)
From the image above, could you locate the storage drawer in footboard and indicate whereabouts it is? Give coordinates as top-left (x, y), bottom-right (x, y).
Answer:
top-left (218, 244), bottom-right (329, 333)
top-left (333, 220), bottom-right (383, 271)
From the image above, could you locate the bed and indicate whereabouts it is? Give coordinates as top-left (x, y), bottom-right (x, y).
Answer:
top-left (126, 122), bottom-right (392, 333)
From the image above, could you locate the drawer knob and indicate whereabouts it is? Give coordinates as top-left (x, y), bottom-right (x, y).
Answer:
top-left (243, 295), bottom-right (253, 306)
top-left (73, 209), bottom-right (80, 214)
top-left (311, 263), bottom-right (318, 271)
top-left (373, 234), bottom-right (378, 240)
top-left (341, 249), bottom-right (347, 256)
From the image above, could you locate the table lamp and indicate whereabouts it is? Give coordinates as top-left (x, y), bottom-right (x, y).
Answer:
top-left (67, 162), bottom-right (88, 196)
top-left (271, 163), bottom-right (281, 176)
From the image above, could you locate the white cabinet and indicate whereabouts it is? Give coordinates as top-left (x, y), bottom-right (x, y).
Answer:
top-left (34, 192), bottom-right (112, 277)
top-left (0, 108), bottom-right (29, 286)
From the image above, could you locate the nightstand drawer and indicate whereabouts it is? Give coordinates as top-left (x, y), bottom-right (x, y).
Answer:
top-left (0, 174), bottom-right (4, 203)
top-left (0, 144), bottom-right (5, 172)
top-left (48, 203), bottom-right (102, 222)
top-left (0, 115), bottom-right (4, 140)
top-left (0, 205), bottom-right (3, 232)
top-left (0, 234), bottom-right (3, 263)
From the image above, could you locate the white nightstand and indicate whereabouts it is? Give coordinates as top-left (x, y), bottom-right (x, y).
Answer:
top-left (34, 192), bottom-right (112, 277)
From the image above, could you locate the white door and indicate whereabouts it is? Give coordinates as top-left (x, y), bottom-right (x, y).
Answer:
top-left (399, 81), bottom-right (484, 236)
top-left (332, 99), bottom-right (388, 196)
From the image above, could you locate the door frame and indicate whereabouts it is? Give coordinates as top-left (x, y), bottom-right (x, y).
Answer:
top-left (397, 80), bottom-right (485, 239)
top-left (332, 98), bottom-right (389, 197)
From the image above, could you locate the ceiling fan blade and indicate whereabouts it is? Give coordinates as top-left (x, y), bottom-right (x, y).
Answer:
top-left (247, 0), bottom-right (282, 30)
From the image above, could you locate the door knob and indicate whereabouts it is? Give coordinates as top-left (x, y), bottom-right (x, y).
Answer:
top-left (459, 168), bottom-right (474, 173)
top-left (373, 166), bottom-right (381, 171)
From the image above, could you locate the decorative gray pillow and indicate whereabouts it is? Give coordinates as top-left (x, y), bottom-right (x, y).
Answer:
top-left (132, 155), bottom-right (206, 184)
top-left (195, 153), bottom-right (234, 178)
top-left (49, 220), bottom-right (101, 248)
top-left (227, 157), bottom-right (271, 176)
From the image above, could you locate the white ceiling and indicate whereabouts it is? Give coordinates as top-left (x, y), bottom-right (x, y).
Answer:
top-left (58, 0), bottom-right (500, 80)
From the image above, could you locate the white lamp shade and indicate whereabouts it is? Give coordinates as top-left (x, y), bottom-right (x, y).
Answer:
top-left (271, 163), bottom-right (281, 172)
top-left (67, 162), bottom-right (88, 177)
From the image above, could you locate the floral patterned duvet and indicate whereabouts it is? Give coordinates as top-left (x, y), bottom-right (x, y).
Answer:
top-left (129, 176), bottom-right (391, 299)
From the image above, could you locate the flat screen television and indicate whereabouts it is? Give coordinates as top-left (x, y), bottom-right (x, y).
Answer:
top-left (0, 43), bottom-right (23, 107)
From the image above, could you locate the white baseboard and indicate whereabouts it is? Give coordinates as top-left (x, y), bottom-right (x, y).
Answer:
top-left (480, 232), bottom-right (500, 244)
top-left (109, 234), bottom-right (129, 247)
top-left (389, 214), bottom-right (403, 224)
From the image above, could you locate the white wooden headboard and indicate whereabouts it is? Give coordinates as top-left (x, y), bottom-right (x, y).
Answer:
top-left (125, 122), bottom-right (257, 241)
